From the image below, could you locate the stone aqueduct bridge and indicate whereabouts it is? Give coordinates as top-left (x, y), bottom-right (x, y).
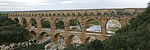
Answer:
top-left (8, 8), bottom-right (144, 45)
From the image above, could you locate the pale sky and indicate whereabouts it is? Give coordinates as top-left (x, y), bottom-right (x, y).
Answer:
top-left (0, 0), bottom-right (149, 11)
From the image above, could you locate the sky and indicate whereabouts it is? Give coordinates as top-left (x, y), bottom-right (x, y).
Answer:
top-left (0, 0), bottom-right (149, 11)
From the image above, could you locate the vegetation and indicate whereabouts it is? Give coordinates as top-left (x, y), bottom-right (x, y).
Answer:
top-left (0, 14), bottom-right (29, 45)
top-left (64, 2), bottom-right (150, 50)
top-left (15, 40), bottom-right (50, 50)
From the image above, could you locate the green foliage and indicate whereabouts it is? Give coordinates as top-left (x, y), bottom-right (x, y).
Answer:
top-left (0, 14), bottom-right (29, 45)
top-left (104, 3), bottom-right (150, 50)
top-left (86, 20), bottom-right (99, 28)
top-left (42, 21), bottom-right (50, 28)
top-left (70, 19), bottom-right (80, 26)
top-left (15, 40), bottom-right (50, 50)
top-left (56, 21), bottom-right (65, 29)
top-left (64, 40), bottom-right (104, 50)
top-left (64, 3), bottom-right (150, 50)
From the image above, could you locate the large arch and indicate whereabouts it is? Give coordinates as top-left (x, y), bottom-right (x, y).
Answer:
top-left (85, 19), bottom-right (101, 33)
top-left (69, 19), bottom-right (81, 31)
top-left (53, 33), bottom-right (64, 43)
top-left (39, 32), bottom-right (49, 41)
top-left (65, 35), bottom-right (81, 45)
top-left (84, 36), bottom-right (96, 44)
top-left (29, 31), bottom-right (37, 39)
top-left (106, 19), bottom-right (121, 34)
top-left (22, 18), bottom-right (27, 27)
top-left (14, 18), bottom-right (19, 24)
top-left (55, 19), bottom-right (65, 30)
top-left (40, 18), bottom-right (51, 28)
top-left (29, 18), bottom-right (37, 28)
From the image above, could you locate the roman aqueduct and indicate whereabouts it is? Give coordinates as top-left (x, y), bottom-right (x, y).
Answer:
top-left (8, 8), bottom-right (145, 45)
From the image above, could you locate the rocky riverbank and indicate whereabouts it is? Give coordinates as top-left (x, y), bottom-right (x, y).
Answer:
top-left (0, 38), bottom-right (38, 50)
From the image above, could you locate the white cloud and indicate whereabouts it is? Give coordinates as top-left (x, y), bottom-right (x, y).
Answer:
top-left (0, 0), bottom-right (149, 11)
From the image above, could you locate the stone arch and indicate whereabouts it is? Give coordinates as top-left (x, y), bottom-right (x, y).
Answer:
top-left (117, 11), bottom-right (124, 16)
top-left (106, 19), bottom-right (121, 34)
top-left (104, 12), bottom-right (109, 16)
top-left (22, 18), bottom-right (27, 26)
top-left (29, 31), bottom-right (37, 38)
top-left (125, 12), bottom-right (131, 16)
top-left (29, 18), bottom-right (37, 27)
top-left (14, 18), bottom-right (19, 23)
top-left (111, 11), bottom-right (115, 16)
top-left (85, 19), bottom-right (101, 33)
top-left (40, 18), bottom-right (51, 28)
top-left (39, 32), bottom-right (49, 40)
top-left (69, 19), bottom-right (81, 31)
top-left (53, 33), bottom-right (64, 42)
top-left (84, 36), bottom-right (96, 44)
top-left (65, 35), bottom-right (81, 45)
top-left (55, 18), bottom-right (65, 30)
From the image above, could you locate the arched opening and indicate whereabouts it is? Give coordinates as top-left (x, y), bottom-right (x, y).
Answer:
top-left (14, 18), bottom-right (19, 24)
top-left (22, 18), bottom-right (27, 27)
top-left (39, 32), bottom-right (49, 40)
top-left (53, 33), bottom-right (64, 43)
top-left (86, 19), bottom-right (101, 33)
top-left (29, 31), bottom-right (36, 39)
top-left (84, 36), bottom-right (96, 44)
top-left (69, 19), bottom-right (81, 31)
top-left (67, 35), bottom-right (81, 45)
top-left (55, 19), bottom-right (65, 30)
top-left (106, 19), bottom-right (121, 34)
top-left (30, 18), bottom-right (37, 28)
top-left (41, 18), bottom-right (51, 28)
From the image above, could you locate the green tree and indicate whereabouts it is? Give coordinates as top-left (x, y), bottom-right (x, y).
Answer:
top-left (0, 14), bottom-right (29, 45)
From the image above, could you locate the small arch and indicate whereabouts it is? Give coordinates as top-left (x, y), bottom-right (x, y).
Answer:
top-left (67, 13), bottom-right (71, 16)
top-left (111, 11), bottom-right (115, 16)
top-left (90, 12), bottom-right (95, 16)
top-left (57, 13), bottom-right (60, 16)
top-left (117, 11), bottom-right (124, 16)
top-left (104, 12), bottom-right (109, 16)
top-left (78, 13), bottom-right (82, 16)
top-left (72, 13), bottom-right (76, 16)
top-left (133, 11), bottom-right (138, 15)
top-left (125, 12), bottom-right (131, 16)
top-left (84, 13), bottom-right (88, 16)
top-left (97, 12), bottom-right (102, 16)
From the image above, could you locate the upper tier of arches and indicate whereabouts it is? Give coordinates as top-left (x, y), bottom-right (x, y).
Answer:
top-left (9, 8), bottom-right (145, 17)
